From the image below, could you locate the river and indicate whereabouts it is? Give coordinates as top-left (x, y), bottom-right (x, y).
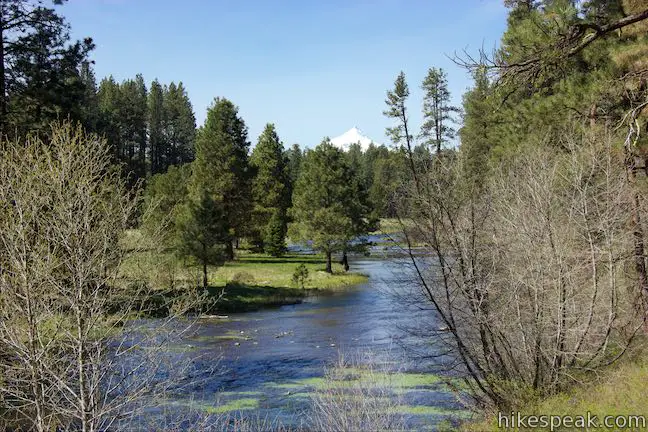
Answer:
top-left (141, 254), bottom-right (470, 431)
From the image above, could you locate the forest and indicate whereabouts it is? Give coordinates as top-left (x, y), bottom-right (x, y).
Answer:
top-left (0, 0), bottom-right (647, 430)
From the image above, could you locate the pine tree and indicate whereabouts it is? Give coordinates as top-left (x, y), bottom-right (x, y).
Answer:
top-left (420, 67), bottom-right (459, 156)
top-left (459, 67), bottom-right (495, 183)
top-left (290, 139), bottom-right (368, 273)
top-left (164, 82), bottom-right (196, 166)
top-left (97, 76), bottom-right (122, 161)
top-left (264, 209), bottom-right (288, 257)
top-left (369, 150), bottom-right (405, 218)
top-left (384, 72), bottom-right (419, 188)
top-left (0, 0), bottom-right (93, 135)
top-left (118, 75), bottom-right (148, 182)
top-left (190, 97), bottom-right (251, 260)
top-left (142, 164), bottom-right (191, 246)
top-left (148, 79), bottom-right (166, 175)
top-left (177, 191), bottom-right (227, 289)
top-left (286, 143), bottom-right (303, 187)
top-left (250, 123), bottom-right (290, 254)
top-left (79, 61), bottom-right (99, 133)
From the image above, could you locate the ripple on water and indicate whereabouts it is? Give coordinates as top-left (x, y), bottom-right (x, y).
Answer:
top-left (147, 257), bottom-right (468, 429)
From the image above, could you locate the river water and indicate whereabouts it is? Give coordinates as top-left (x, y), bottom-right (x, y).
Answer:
top-left (147, 254), bottom-right (470, 431)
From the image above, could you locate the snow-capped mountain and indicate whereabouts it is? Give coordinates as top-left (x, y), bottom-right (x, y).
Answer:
top-left (330, 126), bottom-right (379, 151)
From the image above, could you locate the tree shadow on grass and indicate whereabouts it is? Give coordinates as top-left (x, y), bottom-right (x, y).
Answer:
top-left (237, 254), bottom-right (325, 265)
top-left (203, 282), bottom-right (306, 313)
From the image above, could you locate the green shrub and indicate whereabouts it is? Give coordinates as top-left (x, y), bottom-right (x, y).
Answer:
top-left (292, 263), bottom-right (309, 289)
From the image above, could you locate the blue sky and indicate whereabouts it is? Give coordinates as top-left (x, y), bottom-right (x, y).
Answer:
top-left (60, 0), bottom-right (508, 148)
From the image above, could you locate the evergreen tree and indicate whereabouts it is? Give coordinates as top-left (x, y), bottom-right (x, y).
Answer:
top-left (459, 67), bottom-right (496, 183)
top-left (345, 142), bottom-right (370, 190)
top-left (97, 76), bottom-right (122, 161)
top-left (142, 164), bottom-right (191, 246)
top-left (286, 143), bottom-right (303, 187)
top-left (118, 75), bottom-right (148, 181)
top-left (164, 82), bottom-right (196, 165)
top-left (420, 67), bottom-right (459, 156)
top-left (384, 72), bottom-right (419, 188)
top-left (79, 61), bottom-right (99, 133)
top-left (250, 123), bottom-right (290, 254)
top-left (264, 209), bottom-right (288, 257)
top-left (369, 150), bottom-right (405, 218)
top-left (190, 97), bottom-right (251, 260)
top-left (3, 2), bottom-right (94, 136)
top-left (290, 139), bottom-right (369, 273)
top-left (177, 191), bottom-right (227, 289)
top-left (148, 79), bottom-right (166, 175)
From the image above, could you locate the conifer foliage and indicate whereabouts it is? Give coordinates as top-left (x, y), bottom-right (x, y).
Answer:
top-left (250, 123), bottom-right (291, 255)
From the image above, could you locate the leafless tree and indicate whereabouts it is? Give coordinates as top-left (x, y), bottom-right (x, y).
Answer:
top-left (0, 122), bottom-right (212, 431)
top-left (393, 130), bottom-right (644, 410)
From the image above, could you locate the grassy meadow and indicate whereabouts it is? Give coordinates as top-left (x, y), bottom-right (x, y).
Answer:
top-left (118, 230), bottom-right (368, 314)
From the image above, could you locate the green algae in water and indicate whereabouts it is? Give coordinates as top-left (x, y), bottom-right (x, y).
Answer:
top-left (264, 371), bottom-right (444, 391)
top-left (205, 398), bottom-right (259, 414)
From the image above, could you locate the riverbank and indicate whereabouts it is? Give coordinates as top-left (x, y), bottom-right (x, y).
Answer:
top-left (118, 234), bottom-right (368, 314)
top-left (464, 355), bottom-right (648, 431)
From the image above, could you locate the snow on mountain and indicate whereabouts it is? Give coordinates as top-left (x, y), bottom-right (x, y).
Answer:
top-left (330, 126), bottom-right (379, 151)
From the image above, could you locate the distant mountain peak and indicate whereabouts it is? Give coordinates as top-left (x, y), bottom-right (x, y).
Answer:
top-left (330, 126), bottom-right (379, 151)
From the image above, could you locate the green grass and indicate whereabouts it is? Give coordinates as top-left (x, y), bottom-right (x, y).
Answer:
top-left (464, 359), bottom-right (648, 431)
top-left (208, 251), bottom-right (368, 291)
top-left (377, 218), bottom-right (430, 248)
top-left (379, 218), bottom-right (405, 235)
top-left (118, 232), bottom-right (369, 314)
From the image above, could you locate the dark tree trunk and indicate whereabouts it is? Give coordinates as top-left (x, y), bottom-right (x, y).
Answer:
top-left (202, 261), bottom-right (208, 289)
top-left (226, 240), bottom-right (235, 261)
top-left (325, 251), bottom-right (332, 273)
top-left (342, 251), bottom-right (349, 272)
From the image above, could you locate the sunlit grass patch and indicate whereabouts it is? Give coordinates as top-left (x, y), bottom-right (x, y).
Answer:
top-left (465, 358), bottom-right (648, 431)
top-left (379, 218), bottom-right (405, 235)
top-left (118, 235), bottom-right (369, 314)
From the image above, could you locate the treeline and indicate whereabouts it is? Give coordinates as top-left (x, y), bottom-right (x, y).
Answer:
top-left (388, 0), bottom-right (648, 413)
top-left (143, 97), bottom-right (411, 284)
top-left (0, 1), bottom-right (196, 183)
top-left (0, 1), bottom-right (416, 281)
top-left (142, 66), bottom-right (460, 283)
top-left (0, 0), bottom-right (456, 285)
top-left (93, 76), bottom-right (196, 181)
